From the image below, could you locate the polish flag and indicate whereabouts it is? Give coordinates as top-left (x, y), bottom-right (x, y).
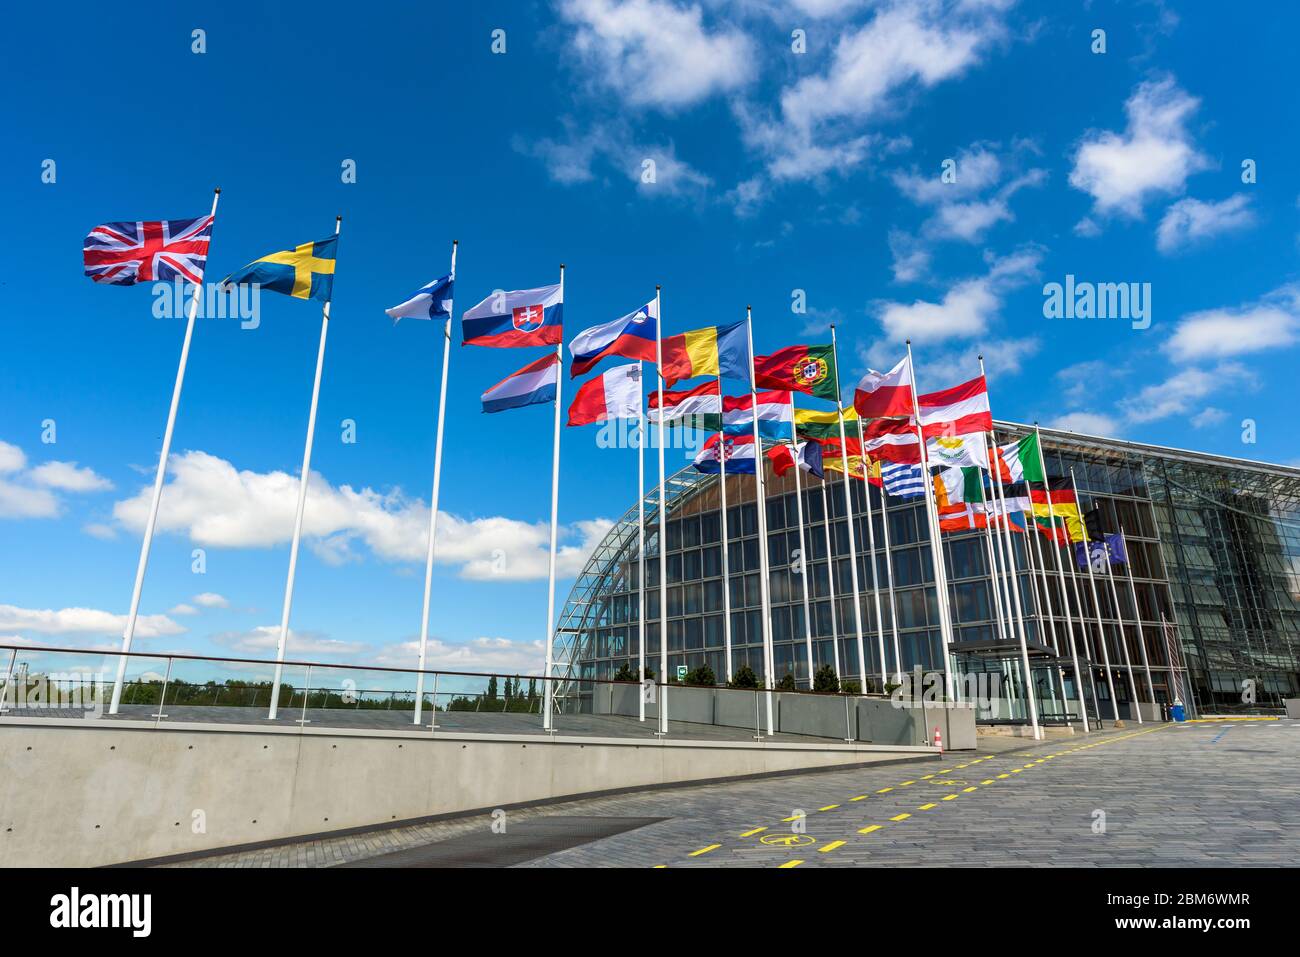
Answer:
top-left (859, 416), bottom-right (922, 464)
top-left (854, 355), bottom-right (914, 418)
top-left (566, 363), bottom-right (643, 426)
top-left (917, 375), bottom-right (992, 438)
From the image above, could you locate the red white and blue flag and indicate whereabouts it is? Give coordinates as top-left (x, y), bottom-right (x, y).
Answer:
top-left (83, 216), bottom-right (214, 286)
top-left (462, 282), bottom-right (563, 348)
top-left (568, 299), bottom-right (658, 377)
top-left (693, 432), bottom-right (758, 474)
top-left (481, 353), bottom-right (560, 414)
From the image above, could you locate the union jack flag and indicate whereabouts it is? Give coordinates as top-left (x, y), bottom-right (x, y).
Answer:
top-left (83, 216), bottom-right (214, 286)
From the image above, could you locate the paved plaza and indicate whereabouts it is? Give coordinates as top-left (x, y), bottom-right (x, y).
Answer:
top-left (164, 717), bottom-right (1300, 868)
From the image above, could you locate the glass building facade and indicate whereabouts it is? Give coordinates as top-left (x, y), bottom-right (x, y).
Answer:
top-left (554, 423), bottom-right (1300, 719)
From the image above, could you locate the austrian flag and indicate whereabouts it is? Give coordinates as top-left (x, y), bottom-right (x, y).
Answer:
top-left (83, 216), bottom-right (214, 286)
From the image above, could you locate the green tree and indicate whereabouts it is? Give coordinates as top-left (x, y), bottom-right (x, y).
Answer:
top-left (727, 664), bottom-right (760, 689)
top-left (685, 664), bottom-right (716, 687)
top-left (776, 672), bottom-right (797, 691)
top-left (813, 664), bottom-right (840, 693)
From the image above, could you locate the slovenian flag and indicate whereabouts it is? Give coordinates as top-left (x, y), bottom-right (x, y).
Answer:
top-left (692, 432), bottom-right (758, 474)
top-left (386, 274), bottom-right (454, 322)
top-left (569, 301), bottom-right (658, 378)
top-left (481, 353), bottom-right (559, 414)
top-left (567, 364), bottom-right (643, 426)
top-left (462, 282), bottom-right (563, 348)
top-left (723, 390), bottom-right (793, 439)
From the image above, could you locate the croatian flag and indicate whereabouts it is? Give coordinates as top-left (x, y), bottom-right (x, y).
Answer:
top-left (854, 354), bottom-right (914, 419)
top-left (723, 390), bottom-right (794, 440)
top-left (567, 364), bottom-right (643, 426)
top-left (481, 353), bottom-right (560, 414)
top-left (462, 282), bottom-right (563, 348)
top-left (693, 432), bottom-right (758, 474)
top-left (386, 274), bottom-right (454, 322)
top-left (569, 300), bottom-right (658, 377)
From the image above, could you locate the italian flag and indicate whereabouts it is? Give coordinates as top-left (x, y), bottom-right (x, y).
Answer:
top-left (996, 432), bottom-right (1045, 483)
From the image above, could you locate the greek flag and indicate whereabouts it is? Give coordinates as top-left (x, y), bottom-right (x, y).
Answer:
top-left (881, 462), bottom-right (925, 499)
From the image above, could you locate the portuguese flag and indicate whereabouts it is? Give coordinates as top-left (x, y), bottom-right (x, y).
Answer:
top-left (754, 344), bottom-right (838, 401)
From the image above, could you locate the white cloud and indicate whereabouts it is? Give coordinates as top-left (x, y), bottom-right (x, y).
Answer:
top-left (28, 461), bottom-right (113, 493)
top-left (83, 522), bottom-right (117, 540)
top-left (1122, 363), bottom-right (1254, 424)
top-left (1190, 407), bottom-right (1228, 429)
top-left (873, 246), bottom-right (1042, 344)
top-left (1047, 411), bottom-right (1122, 436)
top-left (1069, 77), bottom-right (1211, 220)
top-left (371, 636), bottom-right (546, 676)
top-left (168, 604), bottom-right (198, 616)
top-left (110, 450), bottom-right (612, 582)
top-left (0, 441), bottom-right (26, 473)
top-left (0, 603), bottom-right (184, 640)
top-left (559, 0), bottom-right (755, 109)
top-left (193, 592), bottom-right (229, 609)
top-left (0, 481), bottom-right (60, 519)
top-left (1156, 195), bottom-right (1256, 253)
top-left (1163, 286), bottom-right (1300, 363)
top-left (517, 120), bottom-right (711, 197)
top-left (214, 625), bottom-right (367, 659)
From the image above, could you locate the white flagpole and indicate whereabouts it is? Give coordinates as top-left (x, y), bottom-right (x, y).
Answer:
top-left (1120, 523), bottom-right (1159, 707)
top-left (1072, 468), bottom-right (1120, 724)
top-left (541, 264), bottom-right (566, 732)
top-left (1065, 530), bottom-right (1105, 722)
top-left (110, 187), bottom-right (221, 716)
top-left (829, 325), bottom-right (867, 690)
top-left (820, 481), bottom-right (843, 680)
top-left (905, 341), bottom-right (957, 701)
top-left (788, 405), bottom-right (814, 685)
top-left (983, 504), bottom-right (1010, 644)
top-left (1024, 493), bottom-right (1068, 711)
top-left (718, 375), bottom-right (734, 683)
top-left (268, 215), bottom-right (341, 720)
top-left (656, 286), bottom-right (669, 735)
top-left (1104, 540), bottom-right (1143, 723)
top-left (868, 425), bottom-right (902, 683)
top-left (853, 419), bottom-right (887, 690)
top-left (746, 308), bottom-right (776, 734)
top-left (414, 239), bottom-right (457, 726)
top-left (638, 363), bottom-right (647, 720)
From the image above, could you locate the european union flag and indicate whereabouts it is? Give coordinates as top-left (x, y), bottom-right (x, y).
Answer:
top-left (223, 234), bottom-right (337, 302)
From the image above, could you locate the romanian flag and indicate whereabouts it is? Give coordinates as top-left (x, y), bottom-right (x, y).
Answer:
top-left (223, 233), bottom-right (337, 301)
top-left (753, 344), bottom-right (838, 401)
top-left (660, 320), bottom-right (750, 386)
top-left (794, 405), bottom-right (857, 439)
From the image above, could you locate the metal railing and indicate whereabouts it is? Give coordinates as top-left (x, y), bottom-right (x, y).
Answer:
top-left (0, 643), bottom-right (924, 746)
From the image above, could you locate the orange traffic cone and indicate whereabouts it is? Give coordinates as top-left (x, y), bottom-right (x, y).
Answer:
top-left (933, 726), bottom-right (943, 752)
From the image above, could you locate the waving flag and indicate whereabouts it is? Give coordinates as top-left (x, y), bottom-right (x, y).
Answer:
top-left (570, 300), bottom-right (657, 377)
top-left (693, 432), bottom-right (758, 474)
top-left (223, 234), bottom-right (337, 301)
top-left (386, 274), bottom-right (454, 322)
top-left (462, 283), bottom-right (563, 347)
top-left (481, 353), bottom-right (559, 413)
top-left (767, 440), bottom-right (824, 479)
top-left (794, 404), bottom-right (857, 440)
top-left (567, 364), bottom-right (642, 426)
top-left (753, 344), bottom-right (838, 401)
top-left (723, 390), bottom-right (793, 439)
top-left (661, 321), bottom-right (750, 386)
top-left (926, 432), bottom-right (989, 469)
top-left (996, 432), bottom-right (1044, 483)
top-left (880, 462), bottom-right (925, 499)
top-left (83, 216), bottom-right (214, 286)
top-left (853, 355), bottom-right (914, 418)
top-left (917, 375), bottom-right (992, 438)
top-left (860, 417), bottom-right (922, 464)
top-left (648, 379), bottom-right (721, 430)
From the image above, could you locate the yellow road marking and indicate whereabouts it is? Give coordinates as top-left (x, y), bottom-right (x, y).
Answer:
top-left (921, 774), bottom-right (935, 779)
top-left (690, 844), bottom-right (721, 857)
top-left (850, 795), bottom-right (869, 802)
top-left (740, 827), bottom-right (767, 837)
top-left (779, 859), bottom-right (804, 868)
top-left (782, 815), bottom-right (801, 822)
top-left (819, 804), bottom-right (841, 811)
top-left (877, 787), bottom-right (893, 793)
top-left (917, 803), bottom-right (937, 810)
top-left (890, 813), bottom-right (911, 822)
top-left (942, 794), bottom-right (959, 801)
top-left (981, 779), bottom-right (994, 785)
top-left (653, 864), bottom-right (666, 868)
top-left (997, 773), bottom-right (1011, 778)
top-left (962, 786), bottom-right (978, 793)
top-left (900, 780), bottom-right (915, 786)
top-left (819, 840), bottom-right (845, 853)
top-left (859, 824), bottom-right (883, 834)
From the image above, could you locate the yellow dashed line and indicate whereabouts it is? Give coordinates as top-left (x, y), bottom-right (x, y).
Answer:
top-left (962, 786), bottom-right (978, 793)
top-left (819, 804), bottom-right (841, 811)
top-left (921, 774), bottom-right (935, 779)
top-left (819, 840), bottom-right (845, 853)
top-left (739, 827), bottom-right (767, 838)
top-left (917, 803), bottom-right (937, 810)
top-left (850, 795), bottom-right (869, 802)
top-left (891, 813), bottom-right (911, 822)
top-left (900, 780), bottom-right (915, 786)
top-left (981, 779), bottom-right (994, 785)
top-left (690, 844), bottom-right (721, 857)
top-left (997, 773), bottom-right (1011, 778)
top-left (858, 824), bottom-right (883, 835)
top-left (653, 864), bottom-right (666, 868)
top-left (942, 794), bottom-right (959, 801)
top-left (779, 859), bottom-right (804, 868)
top-left (877, 787), bottom-right (893, 793)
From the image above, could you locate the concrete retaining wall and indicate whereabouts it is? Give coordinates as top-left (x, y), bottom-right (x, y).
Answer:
top-left (0, 718), bottom-right (931, 868)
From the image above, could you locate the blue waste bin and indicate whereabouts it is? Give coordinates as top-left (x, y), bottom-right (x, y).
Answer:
top-left (1170, 702), bottom-right (1186, 722)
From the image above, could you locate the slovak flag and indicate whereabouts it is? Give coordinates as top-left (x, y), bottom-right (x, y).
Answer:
top-left (692, 432), bottom-right (758, 474)
top-left (481, 353), bottom-right (560, 413)
top-left (569, 300), bottom-right (658, 378)
top-left (462, 282), bottom-right (563, 348)
top-left (567, 364), bottom-right (643, 426)
top-left (854, 354), bottom-right (914, 419)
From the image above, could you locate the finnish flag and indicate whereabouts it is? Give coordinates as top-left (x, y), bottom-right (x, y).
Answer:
top-left (386, 274), bottom-right (454, 322)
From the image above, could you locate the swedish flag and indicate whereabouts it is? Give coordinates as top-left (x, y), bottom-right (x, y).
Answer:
top-left (223, 235), bottom-right (337, 301)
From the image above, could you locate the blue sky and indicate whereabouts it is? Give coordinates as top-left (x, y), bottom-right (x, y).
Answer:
top-left (1, 0), bottom-right (1296, 677)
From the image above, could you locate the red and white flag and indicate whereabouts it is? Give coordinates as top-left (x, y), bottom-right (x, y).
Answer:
top-left (854, 354), bottom-right (914, 418)
top-left (859, 417), bottom-right (922, 464)
top-left (566, 363), bottom-right (643, 426)
top-left (917, 375), bottom-right (992, 438)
